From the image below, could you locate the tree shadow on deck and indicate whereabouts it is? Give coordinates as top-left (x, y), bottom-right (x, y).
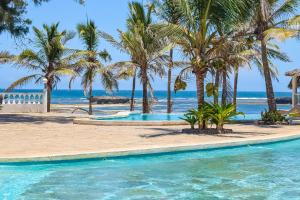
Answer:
top-left (139, 126), bottom-right (277, 139)
top-left (0, 114), bottom-right (73, 124)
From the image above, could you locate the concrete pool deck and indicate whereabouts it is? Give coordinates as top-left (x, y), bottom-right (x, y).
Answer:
top-left (0, 113), bottom-right (300, 163)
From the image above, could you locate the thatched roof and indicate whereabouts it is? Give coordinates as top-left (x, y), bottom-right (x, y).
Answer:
top-left (285, 69), bottom-right (300, 76)
top-left (288, 76), bottom-right (300, 89)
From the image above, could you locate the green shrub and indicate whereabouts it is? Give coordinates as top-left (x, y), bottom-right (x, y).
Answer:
top-left (180, 112), bottom-right (197, 129)
top-left (182, 103), bottom-right (244, 132)
top-left (261, 110), bottom-right (286, 125)
top-left (188, 103), bottom-right (213, 129)
top-left (210, 104), bottom-right (244, 132)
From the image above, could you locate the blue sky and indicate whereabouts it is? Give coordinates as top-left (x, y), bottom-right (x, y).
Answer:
top-left (0, 0), bottom-right (299, 92)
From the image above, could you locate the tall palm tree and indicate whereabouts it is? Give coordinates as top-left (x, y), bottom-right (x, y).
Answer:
top-left (161, 0), bottom-right (251, 110)
top-left (155, 0), bottom-right (181, 113)
top-left (215, 35), bottom-right (289, 110)
top-left (75, 20), bottom-right (118, 115)
top-left (6, 23), bottom-right (78, 112)
top-left (213, 28), bottom-right (253, 106)
top-left (101, 2), bottom-right (170, 113)
top-left (248, 0), bottom-right (300, 111)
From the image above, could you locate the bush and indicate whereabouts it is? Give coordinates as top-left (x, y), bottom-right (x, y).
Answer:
top-left (210, 104), bottom-right (244, 132)
top-left (182, 103), bottom-right (244, 133)
top-left (180, 112), bottom-right (197, 129)
top-left (261, 110), bottom-right (286, 125)
top-left (188, 103), bottom-right (213, 129)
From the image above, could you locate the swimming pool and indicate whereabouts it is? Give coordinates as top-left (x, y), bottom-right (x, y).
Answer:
top-left (1, 138), bottom-right (300, 199)
top-left (96, 113), bottom-right (261, 121)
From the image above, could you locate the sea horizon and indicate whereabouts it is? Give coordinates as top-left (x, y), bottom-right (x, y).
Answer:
top-left (0, 88), bottom-right (293, 93)
top-left (0, 89), bottom-right (291, 114)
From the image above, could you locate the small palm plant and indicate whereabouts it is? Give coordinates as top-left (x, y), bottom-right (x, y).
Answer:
top-left (189, 103), bottom-right (213, 130)
top-left (210, 104), bottom-right (244, 133)
top-left (180, 112), bottom-right (197, 129)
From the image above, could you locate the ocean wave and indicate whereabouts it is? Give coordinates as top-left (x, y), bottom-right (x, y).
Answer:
top-left (237, 97), bottom-right (267, 100)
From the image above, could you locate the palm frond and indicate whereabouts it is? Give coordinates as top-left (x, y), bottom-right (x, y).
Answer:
top-left (99, 69), bottom-right (119, 93)
top-left (5, 74), bottom-right (41, 92)
top-left (0, 51), bottom-right (14, 64)
top-left (264, 28), bottom-right (297, 41)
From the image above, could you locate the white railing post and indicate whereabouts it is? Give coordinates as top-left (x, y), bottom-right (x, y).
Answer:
top-left (1, 92), bottom-right (45, 113)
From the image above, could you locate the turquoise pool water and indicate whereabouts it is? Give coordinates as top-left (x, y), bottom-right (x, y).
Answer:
top-left (97, 113), bottom-right (260, 121)
top-left (1, 139), bottom-right (300, 199)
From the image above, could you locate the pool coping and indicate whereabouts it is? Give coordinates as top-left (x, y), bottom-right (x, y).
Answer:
top-left (74, 118), bottom-right (189, 126)
top-left (1, 131), bottom-right (300, 164)
top-left (73, 118), bottom-right (256, 126)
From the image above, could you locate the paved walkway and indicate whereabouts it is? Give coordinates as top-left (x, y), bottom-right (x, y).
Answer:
top-left (0, 113), bottom-right (299, 162)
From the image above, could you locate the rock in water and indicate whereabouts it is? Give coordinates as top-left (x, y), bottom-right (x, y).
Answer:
top-left (91, 96), bottom-right (130, 104)
top-left (275, 97), bottom-right (292, 104)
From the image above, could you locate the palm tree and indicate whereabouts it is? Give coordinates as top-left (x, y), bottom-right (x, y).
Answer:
top-left (229, 41), bottom-right (290, 111)
top-left (159, 0), bottom-right (252, 110)
top-left (214, 35), bottom-right (289, 110)
top-left (76, 20), bottom-right (118, 115)
top-left (101, 2), bottom-right (170, 113)
top-left (6, 23), bottom-right (78, 112)
top-left (212, 29), bottom-right (253, 106)
top-left (155, 0), bottom-right (181, 113)
top-left (248, 0), bottom-right (300, 111)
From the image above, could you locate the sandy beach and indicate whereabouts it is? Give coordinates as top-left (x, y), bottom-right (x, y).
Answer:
top-left (0, 113), bottom-right (299, 161)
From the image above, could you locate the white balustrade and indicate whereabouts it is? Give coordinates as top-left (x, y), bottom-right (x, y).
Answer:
top-left (0, 92), bottom-right (44, 105)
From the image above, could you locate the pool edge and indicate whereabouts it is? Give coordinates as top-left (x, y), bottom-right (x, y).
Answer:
top-left (1, 132), bottom-right (300, 164)
top-left (73, 118), bottom-right (255, 126)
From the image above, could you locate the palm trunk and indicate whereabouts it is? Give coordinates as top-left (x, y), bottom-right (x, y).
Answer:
top-left (167, 49), bottom-right (173, 113)
top-left (130, 69), bottom-right (136, 111)
top-left (141, 66), bottom-right (150, 113)
top-left (233, 66), bottom-right (239, 111)
top-left (195, 70), bottom-right (205, 109)
top-left (261, 39), bottom-right (277, 111)
top-left (221, 70), bottom-right (227, 106)
top-left (195, 69), bottom-right (207, 129)
top-left (88, 84), bottom-right (93, 115)
top-left (46, 83), bottom-right (52, 112)
top-left (214, 69), bottom-right (220, 105)
top-left (46, 67), bottom-right (54, 113)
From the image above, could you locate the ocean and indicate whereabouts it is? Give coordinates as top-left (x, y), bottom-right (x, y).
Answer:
top-left (0, 89), bottom-right (292, 114)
